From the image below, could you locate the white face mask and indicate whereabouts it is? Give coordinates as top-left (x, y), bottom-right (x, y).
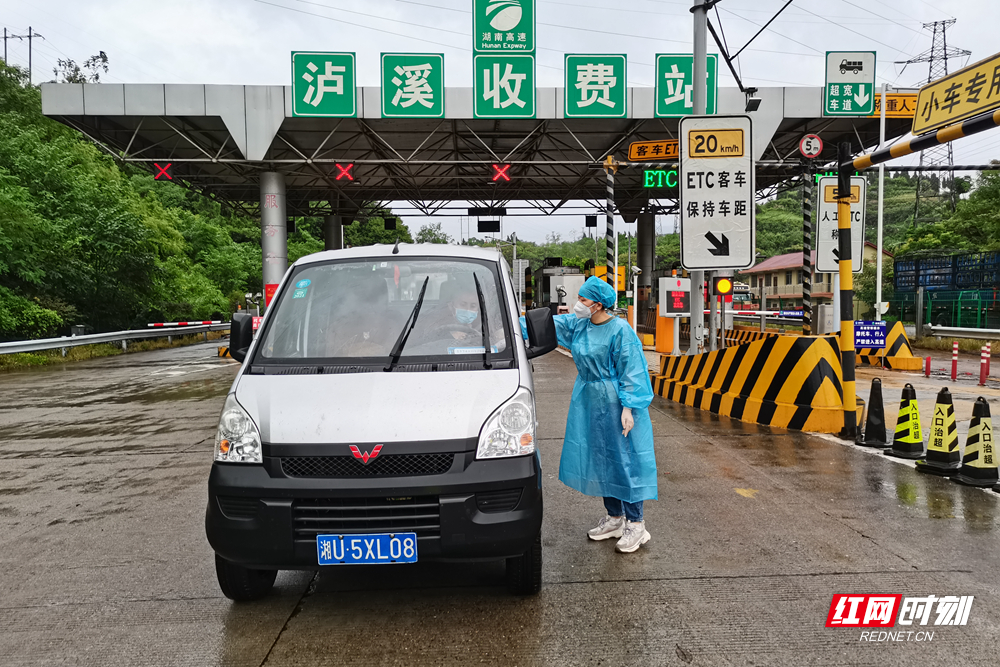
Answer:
top-left (574, 300), bottom-right (595, 319)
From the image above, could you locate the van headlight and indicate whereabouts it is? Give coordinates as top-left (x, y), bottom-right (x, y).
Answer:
top-left (214, 394), bottom-right (262, 463)
top-left (477, 387), bottom-right (535, 459)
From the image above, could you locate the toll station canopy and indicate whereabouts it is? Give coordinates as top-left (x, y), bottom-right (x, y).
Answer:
top-left (40, 83), bottom-right (915, 219)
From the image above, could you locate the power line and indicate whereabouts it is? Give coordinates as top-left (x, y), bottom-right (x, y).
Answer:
top-left (835, 0), bottom-right (927, 36)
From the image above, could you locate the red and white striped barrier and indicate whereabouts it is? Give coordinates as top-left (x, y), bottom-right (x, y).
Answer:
top-left (147, 321), bottom-right (222, 327)
top-left (952, 341), bottom-right (959, 382)
top-left (981, 345), bottom-right (991, 387)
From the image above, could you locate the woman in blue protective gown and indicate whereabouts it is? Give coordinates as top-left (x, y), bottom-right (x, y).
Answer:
top-left (524, 276), bottom-right (657, 553)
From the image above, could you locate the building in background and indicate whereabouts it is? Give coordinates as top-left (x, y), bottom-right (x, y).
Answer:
top-left (739, 243), bottom-right (892, 312)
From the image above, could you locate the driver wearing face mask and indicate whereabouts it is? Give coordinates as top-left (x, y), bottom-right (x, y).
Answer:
top-left (447, 289), bottom-right (481, 338)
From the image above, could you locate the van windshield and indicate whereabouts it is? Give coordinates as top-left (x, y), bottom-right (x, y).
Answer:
top-left (255, 257), bottom-right (513, 364)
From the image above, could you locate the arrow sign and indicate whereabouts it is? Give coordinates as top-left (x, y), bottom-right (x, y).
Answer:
top-left (705, 232), bottom-right (730, 256)
top-left (854, 85), bottom-right (870, 108)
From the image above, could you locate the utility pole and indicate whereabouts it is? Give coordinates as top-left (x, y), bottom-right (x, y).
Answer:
top-left (898, 20), bottom-right (970, 220)
top-left (690, 0), bottom-right (708, 354)
top-left (6, 27), bottom-right (43, 84)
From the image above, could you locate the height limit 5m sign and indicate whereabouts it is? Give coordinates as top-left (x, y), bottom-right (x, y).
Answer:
top-left (679, 115), bottom-right (755, 270)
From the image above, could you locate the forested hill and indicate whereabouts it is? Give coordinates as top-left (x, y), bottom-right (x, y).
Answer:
top-left (0, 63), bottom-right (410, 340)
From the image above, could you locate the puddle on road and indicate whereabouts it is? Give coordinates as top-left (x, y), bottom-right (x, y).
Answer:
top-left (111, 377), bottom-right (230, 404)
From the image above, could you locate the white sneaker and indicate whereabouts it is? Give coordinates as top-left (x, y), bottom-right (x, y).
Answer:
top-left (615, 520), bottom-right (651, 553)
top-left (587, 514), bottom-right (625, 541)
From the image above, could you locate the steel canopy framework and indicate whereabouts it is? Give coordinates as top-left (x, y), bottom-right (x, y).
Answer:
top-left (40, 83), bottom-right (915, 219)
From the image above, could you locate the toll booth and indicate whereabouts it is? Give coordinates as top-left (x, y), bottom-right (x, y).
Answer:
top-left (533, 258), bottom-right (583, 315)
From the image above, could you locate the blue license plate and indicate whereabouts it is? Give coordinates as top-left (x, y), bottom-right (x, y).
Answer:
top-left (316, 533), bottom-right (418, 565)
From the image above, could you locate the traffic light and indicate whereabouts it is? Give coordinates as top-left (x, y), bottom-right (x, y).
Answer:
top-left (712, 276), bottom-right (734, 296)
top-left (491, 164), bottom-right (511, 182)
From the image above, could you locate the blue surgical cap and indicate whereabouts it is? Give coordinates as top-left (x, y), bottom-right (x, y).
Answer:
top-left (579, 275), bottom-right (618, 309)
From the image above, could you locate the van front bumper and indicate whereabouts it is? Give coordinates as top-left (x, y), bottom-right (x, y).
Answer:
top-left (206, 448), bottom-right (542, 570)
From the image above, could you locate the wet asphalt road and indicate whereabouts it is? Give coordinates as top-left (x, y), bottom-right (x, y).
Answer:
top-left (2, 343), bottom-right (1000, 666)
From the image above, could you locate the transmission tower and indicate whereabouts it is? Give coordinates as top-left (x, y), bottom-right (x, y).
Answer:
top-left (897, 20), bottom-right (970, 222)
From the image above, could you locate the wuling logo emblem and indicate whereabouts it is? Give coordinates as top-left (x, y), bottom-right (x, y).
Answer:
top-left (349, 445), bottom-right (383, 464)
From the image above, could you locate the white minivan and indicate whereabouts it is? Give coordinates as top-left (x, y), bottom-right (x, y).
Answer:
top-left (206, 244), bottom-right (557, 599)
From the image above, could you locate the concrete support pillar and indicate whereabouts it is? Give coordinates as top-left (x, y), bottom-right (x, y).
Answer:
top-left (324, 215), bottom-right (343, 251)
top-left (260, 172), bottom-right (287, 307)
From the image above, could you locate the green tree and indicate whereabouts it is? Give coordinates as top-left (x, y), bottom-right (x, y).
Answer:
top-left (344, 209), bottom-right (413, 246)
top-left (415, 222), bottom-right (452, 244)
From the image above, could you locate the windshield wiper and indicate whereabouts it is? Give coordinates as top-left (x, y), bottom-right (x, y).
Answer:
top-left (384, 276), bottom-right (430, 372)
top-left (473, 274), bottom-right (492, 370)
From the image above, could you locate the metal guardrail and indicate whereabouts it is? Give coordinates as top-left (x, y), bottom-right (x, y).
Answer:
top-left (925, 325), bottom-right (1000, 340)
top-left (0, 323), bottom-right (230, 355)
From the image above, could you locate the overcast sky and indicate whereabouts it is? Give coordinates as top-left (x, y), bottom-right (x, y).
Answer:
top-left (1, 0), bottom-right (997, 242)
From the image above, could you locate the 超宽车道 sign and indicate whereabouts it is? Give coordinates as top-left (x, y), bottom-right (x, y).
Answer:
top-left (825, 51), bottom-right (876, 116)
top-left (912, 50), bottom-right (1000, 135)
top-left (679, 115), bottom-right (755, 271)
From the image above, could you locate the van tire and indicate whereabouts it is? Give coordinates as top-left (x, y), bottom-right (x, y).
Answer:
top-left (215, 554), bottom-right (277, 601)
top-left (505, 530), bottom-right (542, 595)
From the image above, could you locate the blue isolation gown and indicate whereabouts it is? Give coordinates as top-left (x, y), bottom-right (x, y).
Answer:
top-left (524, 314), bottom-right (657, 502)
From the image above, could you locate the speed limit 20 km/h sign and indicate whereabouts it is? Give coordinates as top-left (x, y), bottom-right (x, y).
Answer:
top-left (679, 114), bottom-right (755, 271)
top-left (799, 134), bottom-right (823, 159)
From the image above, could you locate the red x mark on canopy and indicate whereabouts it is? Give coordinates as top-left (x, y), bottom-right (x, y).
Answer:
top-left (153, 163), bottom-right (173, 180)
top-left (335, 163), bottom-right (354, 181)
top-left (492, 164), bottom-right (511, 182)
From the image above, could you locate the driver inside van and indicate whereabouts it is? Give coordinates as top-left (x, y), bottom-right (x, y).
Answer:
top-left (417, 280), bottom-right (482, 344)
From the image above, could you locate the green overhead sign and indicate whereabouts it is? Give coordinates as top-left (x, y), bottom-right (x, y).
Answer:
top-left (473, 0), bottom-right (535, 53)
top-left (655, 54), bottom-right (717, 117)
top-left (473, 54), bottom-right (535, 118)
top-left (564, 54), bottom-right (627, 118)
top-left (290, 52), bottom-right (356, 118)
top-left (381, 53), bottom-right (445, 118)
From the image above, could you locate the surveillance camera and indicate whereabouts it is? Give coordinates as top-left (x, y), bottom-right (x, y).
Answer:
top-left (631, 266), bottom-right (642, 274)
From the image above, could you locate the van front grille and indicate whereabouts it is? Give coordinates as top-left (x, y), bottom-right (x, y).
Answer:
top-left (280, 454), bottom-right (454, 478)
top-left (292, 496), bottom-right (441, 543)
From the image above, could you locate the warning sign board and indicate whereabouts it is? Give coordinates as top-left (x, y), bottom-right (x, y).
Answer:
top-left (628, 140), bottom-right (678, 161)
top-left (679, 115), bottom-right (754, 271)
top-left (868, 93), bottom-right (918, 118)
top-left (816, 175), bottom-right (867, 274)
top-left (912, 50), bottom-right (1000, 135)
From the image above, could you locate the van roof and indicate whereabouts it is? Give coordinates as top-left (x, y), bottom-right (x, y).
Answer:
top-left (294, 243), bottom-right (504, 266)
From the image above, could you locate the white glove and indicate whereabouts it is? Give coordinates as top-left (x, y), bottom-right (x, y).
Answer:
top-left (621, 407), bottom-right (634, 437)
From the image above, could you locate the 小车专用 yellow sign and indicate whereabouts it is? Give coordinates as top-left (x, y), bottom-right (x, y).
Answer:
top-left (687, 129), bottom-right (744, 158)
top-left (867, 93), bottom-right (918, 118)
top-left (823, 184), bottom-right (861, 203)
top-left (628, 140), bottom-right (678, 161)
top-left (912, 51), bottom-right (1000, 135)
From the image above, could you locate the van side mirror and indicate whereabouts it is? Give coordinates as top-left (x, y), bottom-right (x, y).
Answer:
top-left (230, 312), bottom-right (254, 363)
top-left (524, 307), bottom-right (557, 359)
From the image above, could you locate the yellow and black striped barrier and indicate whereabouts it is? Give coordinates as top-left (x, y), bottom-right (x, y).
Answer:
top-left (218, 346), bottom-right (232, 358)
top-left (651, 334), bottom-right (856, 433)
top-left (856, 321), bottom-right (922, 371)
top-left (852, 108), bottom-right (1000, 172)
